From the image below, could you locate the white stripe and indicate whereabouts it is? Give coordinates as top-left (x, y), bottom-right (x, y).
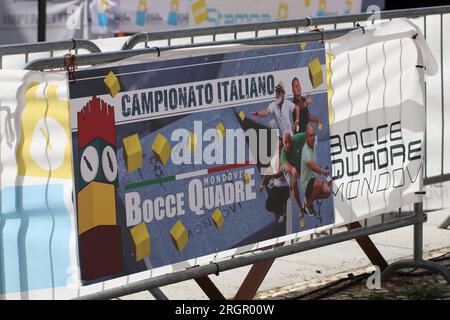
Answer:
top-left (176, 169), bottom-right (208, 180)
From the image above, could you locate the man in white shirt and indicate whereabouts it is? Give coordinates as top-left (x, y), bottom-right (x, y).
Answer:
top-left (251, 81), bottom-right (299, 136)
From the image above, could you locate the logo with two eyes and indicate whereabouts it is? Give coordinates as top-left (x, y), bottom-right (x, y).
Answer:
top-left (79, 140), bottom-right (118, 188)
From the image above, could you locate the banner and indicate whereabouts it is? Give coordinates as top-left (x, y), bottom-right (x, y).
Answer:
top-left (0, 0), bottom-right (87, 45)
top-left (328, 19), bottom-right (435, 224)
top-left (0, 70), bottom-right (76, 298)
top-left (90, 0), bottom-right (189, 35)
top-left (189, 0), bottom-right (363, 27)
top-left (69, 42), bottom-right (334, 284)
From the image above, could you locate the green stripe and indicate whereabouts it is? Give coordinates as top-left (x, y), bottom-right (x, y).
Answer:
top-left (124, 175), bottom-right (175, 190)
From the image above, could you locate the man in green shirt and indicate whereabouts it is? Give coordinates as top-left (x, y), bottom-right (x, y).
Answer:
top-left (280, 131), bottom-right (306, 217)
top-left (301, 124), bottom-right (332, 216)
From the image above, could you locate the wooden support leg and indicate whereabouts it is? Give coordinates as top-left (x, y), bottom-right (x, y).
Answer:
top-left (194, 276), bottom-right (226, 300)
top-left (233, 258), bottom-right (276, 300)
top-left (348, 222), bottom-right (389, 271)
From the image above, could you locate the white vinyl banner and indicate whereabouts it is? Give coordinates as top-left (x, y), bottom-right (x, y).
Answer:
top-left (328, 19), bottom-right (437, 224)
top-left (0, 0), bottom-right (87, 45)
top-left (189, 0), bottom-right (363, 27)
top-left (0, 19), bottom-right (436, 299)
top-left (0, 70), bottom-right (77, 299)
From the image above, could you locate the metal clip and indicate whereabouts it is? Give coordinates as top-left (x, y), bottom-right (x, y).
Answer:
top-left (356, 23), bottom-right (365, 34)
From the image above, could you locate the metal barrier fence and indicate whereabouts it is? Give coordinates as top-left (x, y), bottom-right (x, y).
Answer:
top-left (0, 40), bottom-right (101, 69)
top-left (1, 5), bottom-right (449, 300)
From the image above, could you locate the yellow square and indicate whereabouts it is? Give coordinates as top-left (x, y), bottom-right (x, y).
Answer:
top-left (170, 220), bottom-right (189, 252)
top-left (308, 58), bottom-right (324, 89)
top-left (77, 182), bottom-right (116, 235)
top-left (216, 122), bottom-right (225, 139)
top-left (299, 42), bottom-right (307, 50)
top-left (152, 133), bottom-right (171, 165)
top-left (277, 2), bottom-right (288, 20)
top-left (244, 173), bottom-right (251, 184)
top-left (130, 223), bottom-right (151, 261)
top-left (304, 0), bottom-right (310, 7)
top-left (123, 133), bottom-right (142, 172)
top-left (191, 0), bottom-right (208, 25)
top-left (188, 132), bottom-right (197, 153)
top-left (238, 111), bottom-right (246, 121)
top-left (212, 208), bottom-right (224, 230)
top-left (104, 71), bottom-right (121, 98)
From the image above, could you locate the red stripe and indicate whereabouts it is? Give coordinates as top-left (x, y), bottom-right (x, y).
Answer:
top-left (208, 161), bottom-right (253, 174)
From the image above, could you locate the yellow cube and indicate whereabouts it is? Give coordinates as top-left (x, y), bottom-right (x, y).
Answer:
top-left (308, 58), bottom-right (324, 89)
top-left (238, 111), bottom-right (246, 121)
top-left (170, 220), bottom-right (189, 252)
top-left (123, 133), bottom-right (142, 172)
top-left (130, 223), bottom-right (151, 261)
top-left (104, 71), bottom-right (121, 97)
top-left (300, 42), bottom-right (307, 50)
top-left (212, 208), bottom-right (224, 230)
top-left (152, 133), bottom-right (171, 165)
top-left (77, 182), bottom-right (116, 235)
top-left (188, 132), bottom-right (197, 153)
top-left (191, 0), bottom-right (208, 25)
top-left (244, 173), bottom-right (251, 184)
top-left (277, 2), bottom-right (288, 19)
top-left (216, 122), bottom-right (225, 139)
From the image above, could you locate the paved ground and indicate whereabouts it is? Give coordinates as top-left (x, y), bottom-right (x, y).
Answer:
top-left (121, 205), bottom-right (450, 300)
top-left (256, 246), bottom-right (450, 300)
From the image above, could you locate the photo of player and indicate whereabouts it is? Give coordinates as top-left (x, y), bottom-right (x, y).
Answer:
top-left (301, 124), bottom-right (332, 216)
top-left (251, 81), bottom-right (300, 136)
top-left (291, 77), bottom-right (322, 133)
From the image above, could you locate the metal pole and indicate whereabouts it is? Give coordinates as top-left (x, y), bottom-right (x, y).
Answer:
top-left (38, 0), bottom-right (47, 42)
top-left (413, 202), bottom-right (424, 262)
top-left (75, 215), bottom-right (421, 300)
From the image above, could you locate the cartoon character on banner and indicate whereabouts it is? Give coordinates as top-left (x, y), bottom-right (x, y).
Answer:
top-left (191, 0), bottom-right (208, 25)
top-left (168, 0), bottom-right (180, 26)
top-left (98, 0), bottom-right (110, 27)
top-left (76, 95), bottom-right (123, 282)
top-left (277, 2), bottom-right (288, 20)
top-left (317, 0), bottom-right (327, 17)
top-left (16, 82), bottom-right (71, 179)
top-left (136, 0), bottom-right (148, 27)
top-left (344, 0), bottom-right (352, 14)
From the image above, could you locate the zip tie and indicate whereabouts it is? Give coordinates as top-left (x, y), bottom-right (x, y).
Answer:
top-left (71, 39), bottom-right (77, 50)
top-left (415, 191), bottom-right (426, 195)
top-left (312, 28), bottom-right (325, 43)
top-left (64, 53), bottom-right (77, 81)
top-left (211, 262), bottom-right (220, 276)
top-left (305, 16), bottom-right (313, 27)
top-left (412, 33), bottom-right (419, 39)
top-left (356, 23), bottom-right (365, 34)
